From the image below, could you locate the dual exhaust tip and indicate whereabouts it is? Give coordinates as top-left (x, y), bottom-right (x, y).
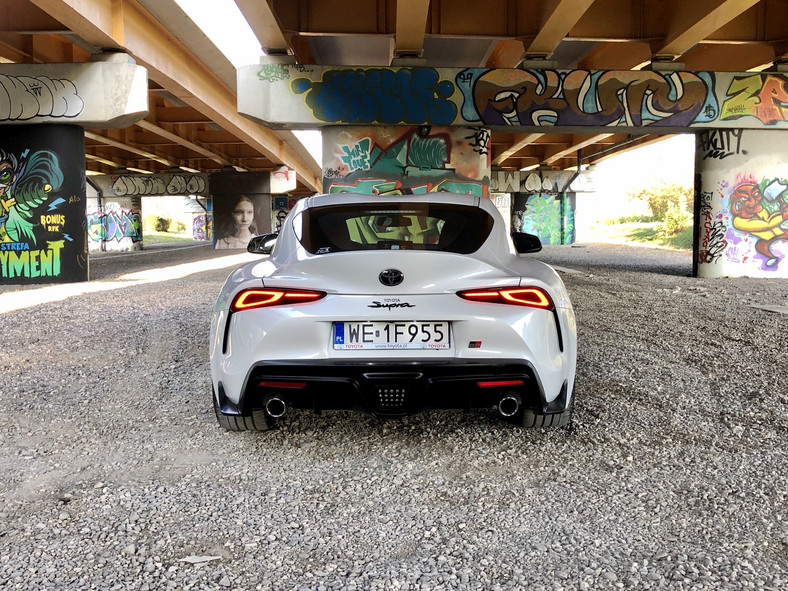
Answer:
top-left (264, 392), bottom-right (521, 418)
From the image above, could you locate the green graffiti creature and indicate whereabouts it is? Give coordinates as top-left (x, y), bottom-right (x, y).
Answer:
top-left (0, 148), bottom-right (64, 244)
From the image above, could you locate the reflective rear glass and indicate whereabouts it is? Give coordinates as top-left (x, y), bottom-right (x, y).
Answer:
top-left (297, 202), bottom-right (494, 255)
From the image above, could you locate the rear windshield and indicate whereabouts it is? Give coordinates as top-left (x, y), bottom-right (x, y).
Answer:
top-left (296, 202), bottom-right (494, 255)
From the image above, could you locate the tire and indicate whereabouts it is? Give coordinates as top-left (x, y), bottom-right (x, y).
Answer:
top-left (507, 395), bottom-right (574, 429)
top-left (213, 388), bottom-right (271, 431)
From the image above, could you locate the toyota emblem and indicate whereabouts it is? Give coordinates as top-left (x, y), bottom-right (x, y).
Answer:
top-left (379, 269), bottom-right (404, 286)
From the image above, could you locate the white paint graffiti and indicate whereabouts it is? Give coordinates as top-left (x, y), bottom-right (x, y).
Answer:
top-left (108, 174), bottom-right (208, 196)
top-left (0, 74), bottom-right (84, 121)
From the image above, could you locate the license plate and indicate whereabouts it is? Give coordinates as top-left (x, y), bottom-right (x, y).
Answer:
top-left (333, 321), bottom-right (451, 350)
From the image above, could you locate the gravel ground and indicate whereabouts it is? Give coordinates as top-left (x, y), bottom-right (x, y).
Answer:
top-left (1, 242), bottom-right (787, 591)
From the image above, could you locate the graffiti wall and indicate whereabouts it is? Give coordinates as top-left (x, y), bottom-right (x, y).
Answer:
top-left (322, 126), bottom-right (491, 196)
top-left (695, 129), bottom-right (788, 278)
top-left (87, 198), bottom-right (142, 253)
top-left (90, 172), bottom-right (210, 197)
top-left (239, 64), bottom-right (788, 132)
top-left (0, 124), bottom-right (87, 283)
top-left (513, 192), bottom-right (576, 246)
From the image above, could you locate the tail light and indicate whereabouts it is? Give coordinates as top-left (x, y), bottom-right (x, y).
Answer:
top-left (231, 288), bottom-right (325, 311)
top-left (457, 287), bottom-right (554, 310)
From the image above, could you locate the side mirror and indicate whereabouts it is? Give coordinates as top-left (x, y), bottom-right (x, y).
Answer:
top-left (247, 233), bottom-right (278, 254)
top-left (511, 232), bottom-right (542, 254)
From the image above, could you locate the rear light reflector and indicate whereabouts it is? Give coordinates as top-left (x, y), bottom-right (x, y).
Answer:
top-left (259, 381), bottom-right (306, 389)
top-left (231, 289), bottom-right (325, 311)
top-left (457, 287), bottom-right (554, 310)
top-left (477, 379), bottom-right (525, 388)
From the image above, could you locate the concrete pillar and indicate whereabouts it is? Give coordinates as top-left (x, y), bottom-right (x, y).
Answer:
top-left (321, 126), bottom-right (491, 196)
top-left (0, 124), bottom-right (88, 283)
top-left (695, 129), bottom-right (788, 278)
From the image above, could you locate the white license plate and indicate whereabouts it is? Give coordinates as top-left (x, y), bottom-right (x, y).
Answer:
top-left (333, 321), bottom-right (451, 350)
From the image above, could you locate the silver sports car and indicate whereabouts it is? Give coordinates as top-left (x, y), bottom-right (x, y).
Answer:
top-left (210, 193), bottom-right (577, 431)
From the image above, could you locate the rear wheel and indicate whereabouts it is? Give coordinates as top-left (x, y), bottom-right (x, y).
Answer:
top-left (507, 395), bottom-right (574, 429)
top-left (212, 388), bottom-right (271, 431)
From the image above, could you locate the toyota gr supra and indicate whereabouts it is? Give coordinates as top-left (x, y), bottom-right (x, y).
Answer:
top-left (209, 193), bottom-right (577, 431)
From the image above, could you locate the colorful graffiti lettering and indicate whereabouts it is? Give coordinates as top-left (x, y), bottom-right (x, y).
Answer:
top-left (291, 68), bottom-right (458, 125)
top-left (721, 74), bottom-right (788, 125)
top-left (456, 69), bottom-right (717, 128)
top-left (87, 208), bottom-right (142, 243)
top-left (698, 191), bottom-right (727, 264)
top-left (0, 74), bottom-right (84, 121)
top-left (327, 177), bottom-right (486, 197)
top-left (340, 139), bottom-right (372, 172)
top-left (0, 239), bottom-right (64, 278)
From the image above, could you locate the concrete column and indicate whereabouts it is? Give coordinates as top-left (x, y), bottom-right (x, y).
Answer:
top-left (209, 170), bottom-right (272, 249)
top-left (695, 129), bottom-right (788, 278)
top-left (321, 126), bottom-right (491, 196)
top-left (0, 124), bottom-right (88, 283)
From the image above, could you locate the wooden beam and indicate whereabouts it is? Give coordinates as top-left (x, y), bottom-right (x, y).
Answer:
top-left (395, 0), bottom-right (430, 56)
top-left (235, 0), bottom-right (288, 53)
top-left (492, 133), bottom-right (544, 167)
top-left (526, 0), bottom-right (596, 57)
top-left (544, 134), bottom-right (615, 166)
top-left (656, 0), bottom-right (760, 59)
top-left (29, 0), bottom-right (321, 191)
top-left (136, 119), bottom-right (233, 167)
top-left (85, 130), bottom-right (178, 167)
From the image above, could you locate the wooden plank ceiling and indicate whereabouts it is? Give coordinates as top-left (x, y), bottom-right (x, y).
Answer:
top-left (2, 0), bottom-right (787, 191)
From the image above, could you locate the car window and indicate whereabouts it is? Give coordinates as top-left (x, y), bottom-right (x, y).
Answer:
top-left (296, 203), bottom-right (494, 255)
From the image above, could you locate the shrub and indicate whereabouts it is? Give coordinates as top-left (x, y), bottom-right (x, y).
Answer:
top-left (174, 220), bottom-right (186, 233)
top-left (154, 216), bottom-right (171, 232)
top-left (629, 182), bottom-right (693, 219)
top-left (659, 203), bottom-right (692, 236)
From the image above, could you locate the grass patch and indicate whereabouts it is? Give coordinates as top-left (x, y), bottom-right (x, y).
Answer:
top-left (584, 221), bottom-right (693, 251)
top-left (143, 231), bottom-right (198, 246)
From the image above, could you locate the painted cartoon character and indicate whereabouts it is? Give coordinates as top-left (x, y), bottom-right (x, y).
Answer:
top-left (730, 183), bottom-right (788, 267)
top-left (0, 148), bottom-right (64, 244)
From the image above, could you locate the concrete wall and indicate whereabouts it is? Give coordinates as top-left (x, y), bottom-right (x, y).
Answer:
top-left (695, 129), bottom-right (788, 278)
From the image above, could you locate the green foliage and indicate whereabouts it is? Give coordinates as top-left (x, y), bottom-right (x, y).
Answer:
top-left (628, 182), bottom-right (693, 219)
top-left (605, 214), bottom-right (658, 225)
top-left (154, 216), bottom-right (171, 232)
top-left (659, 202), bottom-right (692, 236)
top-left (174, 220), bottom-right (187, 233)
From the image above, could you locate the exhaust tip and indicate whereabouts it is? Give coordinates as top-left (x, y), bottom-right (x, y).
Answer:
top-left (264, 396), bottom-right (287, 418)
top-left (498, 393), bottom-right (521, 417)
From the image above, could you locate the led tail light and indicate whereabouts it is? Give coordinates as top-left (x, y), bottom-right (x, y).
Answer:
top-left (231, 288), bottom-right (325, 311)
top-left (457, 287), bottom-right (554, 310)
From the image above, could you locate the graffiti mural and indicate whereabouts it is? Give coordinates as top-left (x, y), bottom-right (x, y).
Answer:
top-left (87, 203), bottom-right (142, 247)
top-left (457, 69), bottom-right (717, 128)
top-left (192, 214), bottom-right (210, 241)
top-left (291, 68), bottom-right (458, 125)
top-left (90, 173), bottom-right (210, 197)
top-left (0, 74), bottom-right (84, 122)
top-left (513, 193), bottom-right (575, 246)
top-left (242, 64), bottom-right (788, 131)
top-left (720, 74), bottom-right (788, 125)
top-left (322, 126), bottom-right (490, 197)
top-left (0, 124), bottom-right (87, 283)
top-left (696, 129), bottom-right (788, 278)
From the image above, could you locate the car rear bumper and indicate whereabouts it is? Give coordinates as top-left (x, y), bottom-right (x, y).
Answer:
top-left (216, 358), bottom-right (569, 419)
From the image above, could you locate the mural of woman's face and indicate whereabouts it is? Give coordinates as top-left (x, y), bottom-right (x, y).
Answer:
top-left (233, 199), bottom-right (254, 231)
